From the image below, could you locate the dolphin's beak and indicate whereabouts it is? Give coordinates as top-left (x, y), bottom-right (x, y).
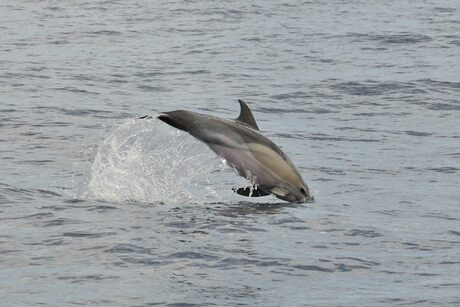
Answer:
top-left (157, 113), bottom-right (185, 131)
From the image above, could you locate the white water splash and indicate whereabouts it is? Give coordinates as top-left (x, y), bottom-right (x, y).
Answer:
top-left (82, 118), bottom-right (226, 203)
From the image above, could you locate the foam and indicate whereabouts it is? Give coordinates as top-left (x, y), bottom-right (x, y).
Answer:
top-left (82, 118), bottom-right (225, 203)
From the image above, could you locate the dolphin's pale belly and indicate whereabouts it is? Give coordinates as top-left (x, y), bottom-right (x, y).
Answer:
top-left (209, 140), bottom-right (296, 190)
top-left (211, 145), bottom-right (272, 187)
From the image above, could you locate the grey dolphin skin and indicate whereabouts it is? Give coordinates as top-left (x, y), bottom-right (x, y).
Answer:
top-left (155, 100), bottom-right (312, 203)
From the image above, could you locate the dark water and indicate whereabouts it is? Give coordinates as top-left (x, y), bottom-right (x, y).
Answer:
top-left (1, 1), bottom-right (460, 306)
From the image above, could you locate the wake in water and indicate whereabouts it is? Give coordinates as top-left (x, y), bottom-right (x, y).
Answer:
top-left (81, 118), bottom-right (230, 203)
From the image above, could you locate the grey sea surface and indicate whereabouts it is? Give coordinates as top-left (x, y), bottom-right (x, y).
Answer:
top-left (1, 0), bottom-right (460, 306)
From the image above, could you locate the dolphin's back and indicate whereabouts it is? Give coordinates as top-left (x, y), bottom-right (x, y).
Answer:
top-left (160, 110), bottom-right (283, 153)
top-left (192, 113), bottom-right (288, 160)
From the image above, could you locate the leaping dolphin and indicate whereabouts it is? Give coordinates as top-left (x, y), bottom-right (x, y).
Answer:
top-left (151, 100), bottom-right (312, 203)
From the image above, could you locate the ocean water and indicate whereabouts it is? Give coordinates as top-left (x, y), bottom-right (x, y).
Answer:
top-left (1, 0), bottom-right (460, 306)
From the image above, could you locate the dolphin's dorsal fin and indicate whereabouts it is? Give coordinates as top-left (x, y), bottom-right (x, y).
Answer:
top-left (236, 99), bottom-right (259, 130)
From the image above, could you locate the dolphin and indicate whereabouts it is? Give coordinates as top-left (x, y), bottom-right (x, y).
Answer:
top-left (152, 100), bottom-right (312, 203)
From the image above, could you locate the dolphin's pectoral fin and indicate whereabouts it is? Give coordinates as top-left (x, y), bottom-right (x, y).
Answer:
top-left (233, 186), bottom-right (271, 197)
top-left (271, 186), bottom-right (289, 197)
top-left (139, 115), bottom-right (153, 119)
top-left (236, 99), bottom-right (259, 130)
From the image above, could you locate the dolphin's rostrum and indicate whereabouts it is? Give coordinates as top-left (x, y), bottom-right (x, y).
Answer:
top-left (155, 100), bottom-right (312, 203)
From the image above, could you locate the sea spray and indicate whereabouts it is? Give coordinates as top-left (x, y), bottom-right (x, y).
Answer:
top-left (82, 118), bottom-right (226, 203)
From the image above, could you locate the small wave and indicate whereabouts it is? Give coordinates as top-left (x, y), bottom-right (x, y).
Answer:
top-left (0, 183), bottom-right (62, 202)
top-left (290, 264), bottom-right (334, 272)
top-left (62, 231), bottom-right (116, 238)
top-left (56, 274), bottom-right (119, 283)
top-left (307, 134), bottom-right (382, 143)
top-left (347, 32), bottom-right (432, 44)
top-left (404, 130), bottom-right (432, 137)
top-left (137, 85), bottom-right (173, 92)
top-left (85, 30), bottom-right (122, 36)
top-left (417, 79), bottom-right (460, 91)
top-left (332, 80), bottom-right (417, 96)
top-left (257, 107), bottom-right (335, 114)
top-left (105, 244), bottom-right (153, 254)
top-left (345, 228), bottom-right (383, 238)
top-left (448, 230), bottom-right (460, 236)
top-left (43, 218), bottom-right (81, 227)
top-left (426, 167), bottom-right (459, 174)
top-left (0, 72), bottom-right (51, 80)
top-left (1, 212), bottom-right (53, 221)
top-left (270, 91), bottom-right (313, 100)
top-left (425, 103), bottom-right (460, 111)
top-left (32, 106), bottom-right (116, 117)
top-left (53, 86), bottom-right (100, 95)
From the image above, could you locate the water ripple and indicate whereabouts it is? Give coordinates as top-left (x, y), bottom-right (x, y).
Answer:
top-left (1, 0), bottom-right (459, 305)
top-left (347, 32), bottom-right (432, 44)
top-left (332, 80), bottom-right (417, 96)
